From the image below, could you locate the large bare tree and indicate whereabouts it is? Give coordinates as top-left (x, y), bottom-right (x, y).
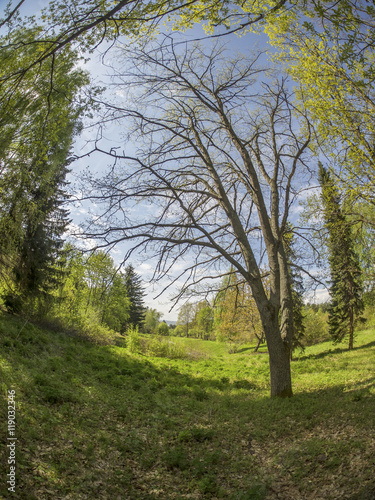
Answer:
top-left (83, 42), bottom-right (312, 397)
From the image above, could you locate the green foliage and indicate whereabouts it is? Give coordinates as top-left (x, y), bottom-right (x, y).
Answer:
top-left (122, 264), bottom-right (146, 330)
top-left (126, 325), bottom-right (142, 353)
top-left (0, 310), bottom-right (374, 498)
top-left (303, 306), bottom-right (330, 346)
top-left (319, 163), bottom-right (364, 349)
top-left (146, 336), bottom-right (188, 359)
top-left (162, 446), bottom-right (188, 470)
top-left (283, 226), bottom-right (306, 355)
top-left (143, 307), bottom-right (162, 334)
top-left (213, 271), bottom-right (263, 346)
top-left (158, 321), bottom-right (170, 336)
top-left (0, 26), bottom-right (90, 314)
top-left (19, 245), bottom-right (131, 343)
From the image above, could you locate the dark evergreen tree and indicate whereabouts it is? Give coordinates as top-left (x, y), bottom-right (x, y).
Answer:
top-left (318, 162), bottom-right (364, 350)
top-left (283, 225), bottom-right (305, 358)
top-left (13, 157), bottom-right (72, 313)
top-left (123, 264), bottom-right (146, 330)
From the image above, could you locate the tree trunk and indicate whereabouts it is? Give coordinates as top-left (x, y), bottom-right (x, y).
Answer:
top-left (261, 307), bottom-right (293, 398)
top-left (267, 337), bottom-right (293, 397)
top-left (253, 331), bottom-right (265, 352)
top-left (349, 305), bottom-right (354, 350)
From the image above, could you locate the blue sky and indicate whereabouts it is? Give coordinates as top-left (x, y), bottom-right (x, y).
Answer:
top-left (1, 1), bottom-right (328, 319)
top-left (66, 24), bottom-right (275, 321)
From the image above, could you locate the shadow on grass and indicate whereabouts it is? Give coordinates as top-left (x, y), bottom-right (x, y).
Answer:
top-left (297, 339), bottom-right (375, 361)
top-left (1, 315), bottom-right (374, 500)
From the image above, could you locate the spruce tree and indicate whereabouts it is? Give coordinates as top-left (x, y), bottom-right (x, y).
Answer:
top-left (123, 264), bottom-right (146, 330)
top-left (318, 163), bottom-right (364, 350)
top-left (283, 225), bottom-right (305, 357)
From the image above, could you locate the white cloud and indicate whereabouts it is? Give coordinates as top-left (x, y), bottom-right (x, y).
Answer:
top-left (64, 223), bottom-right (97, 250)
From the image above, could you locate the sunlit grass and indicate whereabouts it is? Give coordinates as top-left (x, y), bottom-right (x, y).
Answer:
top-left (0, 312), bottom-right (374, 499)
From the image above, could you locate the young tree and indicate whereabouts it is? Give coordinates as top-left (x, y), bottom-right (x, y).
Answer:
top-left (319, 163), bottom-right (364, 350)
top-left (158, 321), bottom-right (170, 336)
top-left (214, 274), bottom-right (262, 345)
top-left (143, 308), bottom-right (162, 334)
top-left (57, 247), bottom-right (130, 332)
top-left (84, 42), bottom-right (313, 397)
top-left (195, 304), bottom-right (214, 340)
top-left (177, 303), bottom-right (195, 338)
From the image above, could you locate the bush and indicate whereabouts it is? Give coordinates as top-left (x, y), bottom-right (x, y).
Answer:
top-left (158, 321), bottom-right (170, 336)
top-left (174, 324), bottom-right (185, 337)
top-left (227, 341), bottom-right (242, 354)
top-left (147, 336), bottom-right (170, 357)
top-left (126, 325), bottom-right (142, 353)
top-left (303, 308), bottom-right (330, 346)
top-left (146, 336), bottom-right (187, 359)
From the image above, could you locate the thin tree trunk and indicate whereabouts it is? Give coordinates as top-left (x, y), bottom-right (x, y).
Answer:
top-left (349, 305), bottom-right (354, 350)
top-left (254, 331), bottom-right (265, 352)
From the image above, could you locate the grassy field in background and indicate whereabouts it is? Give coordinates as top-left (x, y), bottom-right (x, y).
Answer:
top-left (0, 312), bottom-right (374, 499)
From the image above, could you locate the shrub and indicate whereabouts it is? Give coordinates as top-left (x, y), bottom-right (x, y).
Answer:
top-left (174, 324), bottom-right (185, 337)
top-left (158, 321), bottom-right (170, 336)
top-left (147, 336), bottom-right (170, 357)
top-left (126, 325), bottom-right (142, 353)
top-left (227, 341), bottom-right (242, 354)
top-left (303, 308), bottom-right (330, 346)
top-left (146, 336), bottom-right (188, 359)
top-left (162, 447), bottom-right (188, 470)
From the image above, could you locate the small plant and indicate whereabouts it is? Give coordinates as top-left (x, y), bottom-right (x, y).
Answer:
top-left (193, 388), bottom-right (209, 401)
top-left (197, 474), bottom-right (219, 495)
top-left (178, 427), bottom-right (214, 443)
top-left (162, 447), bottom-right (188, 470)
top-left (231, 484), bottom-right (267, 499)
top-left (227, 341), bottom-right (241, 354)
top-left (146, 336), bottom-right (188, 359)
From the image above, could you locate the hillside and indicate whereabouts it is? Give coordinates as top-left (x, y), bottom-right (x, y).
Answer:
top-left (0, 312), bottom-right (374, 499)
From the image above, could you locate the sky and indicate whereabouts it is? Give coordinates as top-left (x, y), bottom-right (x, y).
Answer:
top-left (65, 24), bottom-right (274, 321)
top-left (1, 1), bottom-right (329, 320)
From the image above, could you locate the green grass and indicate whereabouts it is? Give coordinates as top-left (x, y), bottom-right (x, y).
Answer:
top-left (0, 313), bottom-right (374, 499)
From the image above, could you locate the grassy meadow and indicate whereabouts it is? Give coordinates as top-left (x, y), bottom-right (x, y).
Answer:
top-left (0, 312), bottom-right (374, 499)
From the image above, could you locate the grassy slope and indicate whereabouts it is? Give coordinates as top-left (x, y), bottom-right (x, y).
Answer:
top-left (0, 313), bottom-right (374, 500)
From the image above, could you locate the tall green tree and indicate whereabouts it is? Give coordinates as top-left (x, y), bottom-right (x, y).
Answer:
top-left (123, 264), bottom-right (146, 330)
top-left (283, 226), bottom-right (305, 357)
top-left (319, 162), bottom-right (364, 350)
top-left (56, 246), bottom-right (130, 332)
top-left (0, 27), bottom-right (89, 313)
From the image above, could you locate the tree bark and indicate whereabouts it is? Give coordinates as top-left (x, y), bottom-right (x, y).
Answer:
top-left (260, 304), bottom-right (293, 397)
top-left (349, 305), bottom-right (354, 350)
top-left (268, 340), bottom-right (293, 397)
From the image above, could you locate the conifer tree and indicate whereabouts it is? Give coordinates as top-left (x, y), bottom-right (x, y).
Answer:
top-left (283, 225), bottom-right (305, 357)
top-left (123, 264), bottom-right (146, 330)
top-left (318, 162), bottom-right (364, 350)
